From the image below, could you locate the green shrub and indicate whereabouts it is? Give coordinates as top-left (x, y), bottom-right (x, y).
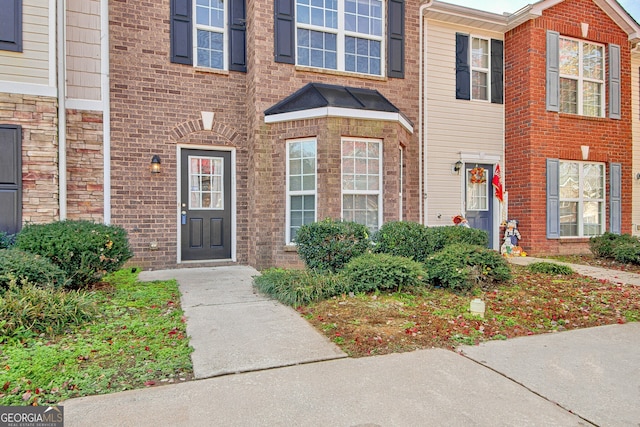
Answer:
top-left (528, 262), bottom-right (574, 275)
top-left (0, 249), bottom-right (68, 291)
top-left (425, 244), bottom-right (511, 292)
top-left (425, 226), bottom-right (489, 254)
top-left (339, 253), bottom-right (427, 294)
top-left (0, 280), bottom-right (98, 339)
top-left (373, 221), bottom-right (431, 262)
top-left (613, 242), bottom-right (640, 265)
top-left (295, 218), bottom-right (370, 273)
top-left (253, 268), bottom-right (342, 307)
top-left (589, 232), bottom-right (639, 259)
top-left (0, 231), bottom-right (15, 249)
top-left (15, 220), bottom-right (133, 288)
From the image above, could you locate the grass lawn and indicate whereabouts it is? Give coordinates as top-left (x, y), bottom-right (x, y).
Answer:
top-left (0, 269), bottom-right (193, 406)
top-left (297, 263), bottom-right (640, 357)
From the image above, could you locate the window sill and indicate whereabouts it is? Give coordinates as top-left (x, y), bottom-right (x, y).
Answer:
top-left (557, 113), bottom-right (608, 122)
top-left (283, 244), bottom-right (298, 252)
top-left (194, 67), bottom-right (229, 76)
top-left (294, 65), bottom-right (387, 82)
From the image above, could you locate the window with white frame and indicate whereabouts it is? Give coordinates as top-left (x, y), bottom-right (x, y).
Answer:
top-left (342, 138), bottom-right (382, 230)
top-left (296, 0), bottom-right (383, 76)
top-left (195, 0), bottom-right (227, 69)
top-left (559, 161), bottom-right (605, 237)
top-left (559, 37), bottom-right (604, 117)
top-left (471, 37), bottom-right (490, 101)
top-left (287, 139), bottom-right (317, 243)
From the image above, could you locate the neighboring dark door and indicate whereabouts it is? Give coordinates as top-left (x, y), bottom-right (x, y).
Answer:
top-left (180, 149), bottom-right (232, 260)
top-left (464, 163), bottom-right (493, 248)
top-left (0, 125), bottom-right (21, 235)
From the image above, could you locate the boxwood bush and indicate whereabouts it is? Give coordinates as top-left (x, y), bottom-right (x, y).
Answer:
top-left (339, 253), bottom-right (427, 294)
top-left (0, 249), bottom-right (68, 291)
top-left (613, 241), bottom-right (640, 265)
top-left (589, 232), bottom-right (639, 259)
top-left (15, 220), bottom-right (133, 288)
top-left (373, 221), bottom-right (431, 262)
top-left (424, 226), bottom-right (489, 254)
top-left (295, 218), bottom-right (370, 273)
top-left (425, 243), bottom-right (511, 292)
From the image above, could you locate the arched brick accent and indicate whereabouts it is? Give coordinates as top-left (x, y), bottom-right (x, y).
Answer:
top-left (169, 118), bottom-right (243, 146)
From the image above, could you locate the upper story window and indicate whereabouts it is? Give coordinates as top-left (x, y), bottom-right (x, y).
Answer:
top-left (195, 0), bottom-right (226, 69)
top-left (170, 0), bottom-right (246, 72)
top-left (559, 37), bottom-right (604, 117)
top-left (275, 0), bottom-right (405, 79)
top-left (546, 31), bottom-right (620, 120)
top-left (455, 33), bottom-right (503, 104)
top-left (0, 0), bottom-right (22, 52)
top-left (295, 0), bottom-right (383, 75)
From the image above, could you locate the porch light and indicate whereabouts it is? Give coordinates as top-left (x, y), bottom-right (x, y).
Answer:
top-left (151, 155), bottom-right (161, 174)
top-left (453, 160), bottom-right (463, 173)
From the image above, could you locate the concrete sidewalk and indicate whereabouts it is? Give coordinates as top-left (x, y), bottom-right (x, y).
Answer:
top-left (60, 264), bottom-right (640, 426)
top-left (137, 266), bottom-right (346, 378)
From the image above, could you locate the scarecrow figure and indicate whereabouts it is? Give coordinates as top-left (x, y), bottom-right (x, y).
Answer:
top-left (501, 219), bottom-right (525, 257)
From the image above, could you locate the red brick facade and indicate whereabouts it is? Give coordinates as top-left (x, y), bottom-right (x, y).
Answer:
top-left (505, 0), bottom-right (633, 255)
top-left (108, 0), bottom-right (421, 269)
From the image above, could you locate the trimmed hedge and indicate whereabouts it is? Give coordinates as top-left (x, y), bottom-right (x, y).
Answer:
top-left (339, 253), bottom-right (427, 294)
top-left (589, 232), bottom-right (639, 260)
top-left (613, 242), bottom-right (640, 265)
top-left (425, 243), bottom-right (511, 292)
top-left (373, 221), bottom-right (431, 262)
top-left (0, 249), bottom-right (68, 291)
top-left (295, 218), bottom-right (370, 273)
top-left (15, 220), bottom-right (133, 288)
top-left (424, 226), bottom-right (489, 254)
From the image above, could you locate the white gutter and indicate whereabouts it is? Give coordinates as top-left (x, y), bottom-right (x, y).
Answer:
top-left (101, 0), bottom-right (111, 224)
top-left (56, 0), bottom-right (67, 220)
top-left (419, 1), bottom-right (434, 225)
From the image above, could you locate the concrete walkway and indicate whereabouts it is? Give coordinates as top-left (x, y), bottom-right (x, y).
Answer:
top-left (137, 266), bottom-right (346, 378)
top-left (60, 263), bottom-right (640, 426)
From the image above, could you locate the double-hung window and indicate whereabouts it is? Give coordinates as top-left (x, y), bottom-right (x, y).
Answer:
top-left (558, 161), bottom-right (605, 237)
top-left (455, 33), bottom-right (503, 104)
top-left (558, 37), bottom-right (604, 117)
top-left (342, 138), bottom-right (382, 231)
top-left (287, 139), bottom-right (317, 243)
top-left (195, 0), bottom-right (226, 70)
top-left (296, 0), bottom-right (383, 75)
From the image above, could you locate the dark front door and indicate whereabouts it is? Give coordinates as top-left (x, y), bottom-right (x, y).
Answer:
top-left (0, 125), bottom-right (21, 235)
top-left (180, 149), bottom-right (232, 260)
top-left (464, 163), bottom-right (493, 248)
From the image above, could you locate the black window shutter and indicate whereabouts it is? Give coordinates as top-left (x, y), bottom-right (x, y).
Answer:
top-left (387, 0), bottom-right (404, 78)
top-left (229, 0), bottom-right (247, 72)
top-left (546, 30), bottom-right (560, 112)
top-left (456, 33), bottom-right (470, 100)
top-left (610, 163), bottom-right (621, 234)
top-left (546, 158), bottom-right (560, 238)
top-left (0, 0), bottom-right (22, 52)
top-left (170, 0), bottom-right (193, 65)
top-left (274, 0), bottom-right (295, 64)
top-left (0, 125), bottom-right (22, 234)
top-left (491, 39), bottom-right (503, 104)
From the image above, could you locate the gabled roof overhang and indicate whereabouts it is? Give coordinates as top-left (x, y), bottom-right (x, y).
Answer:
top-left (264, 83), bottom-right (414, 134)
top-left (424, 0), bottom-right (640, 44)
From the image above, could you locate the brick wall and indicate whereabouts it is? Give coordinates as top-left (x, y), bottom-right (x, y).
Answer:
top-left (66, 109), bottom-right (104, 221)
top-left (109, 0), bottom-right (421, 269)
top-left (0, 93), bottom-right (59, 225)
top-left (505, 0), bottom-right (633, 255)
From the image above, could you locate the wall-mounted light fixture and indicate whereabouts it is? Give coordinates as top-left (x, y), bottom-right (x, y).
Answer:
top-left (636, 173), bottom-right (640, 180)
top-left (150, 155), bottom-right (161, 174)
top-left (453, 160), bottom-right (463, 173)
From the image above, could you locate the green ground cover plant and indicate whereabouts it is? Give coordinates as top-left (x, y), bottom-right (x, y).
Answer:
top-left (0, 269), bottom-right (193, 406)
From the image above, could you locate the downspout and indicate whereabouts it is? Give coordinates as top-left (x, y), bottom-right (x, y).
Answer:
top-left (101, 0), bottom-right (111, 224)
top-left (56, 0), bottom-right (67, 220)
top-left (419, 1), bottom-right (433, 224)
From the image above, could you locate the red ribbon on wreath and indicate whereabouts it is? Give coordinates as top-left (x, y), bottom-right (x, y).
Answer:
top-left (469, 167), bottom-right (486, 184)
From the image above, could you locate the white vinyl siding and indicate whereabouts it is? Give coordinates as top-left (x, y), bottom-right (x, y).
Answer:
top-left (66, 0), bottom-right (102, 101)
top-left (0, 0), bottom-right (52, 87)
top-left (424, 20), bottom-right (504, 226)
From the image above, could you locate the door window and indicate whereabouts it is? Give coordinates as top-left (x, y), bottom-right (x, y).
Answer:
top-left (189, 156), bottom-right (224, 209)
top-left (466, 166), bottom-right (488, 211)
